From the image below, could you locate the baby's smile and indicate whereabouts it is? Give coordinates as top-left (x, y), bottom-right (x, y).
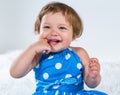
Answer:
top-left (48, 39), bottom-right (62, 46)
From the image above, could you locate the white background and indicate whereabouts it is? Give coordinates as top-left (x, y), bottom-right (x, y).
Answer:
top-left (0, 0), bottom-right (120, 61)
top-left (0, 1), bottom-right (120, 95)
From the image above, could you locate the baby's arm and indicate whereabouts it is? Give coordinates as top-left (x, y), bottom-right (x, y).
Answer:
top-left (10, 39), bottom-right (51, 78)
top-left (75, 47), bottom-right (101, 88)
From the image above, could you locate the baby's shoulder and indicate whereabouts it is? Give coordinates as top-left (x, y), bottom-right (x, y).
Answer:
top-left (70, 47), bottom-right (86, 54)
top-left (70, 47), bottom-right (89, 62)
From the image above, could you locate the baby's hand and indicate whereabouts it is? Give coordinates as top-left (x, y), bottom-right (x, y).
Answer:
top-left (34, 38), bottom-right (51, 54)
top-left (88, 58), bottom-right (100, 79)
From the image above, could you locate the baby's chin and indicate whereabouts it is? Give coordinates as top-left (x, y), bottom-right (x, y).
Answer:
top-left (50, 47), bottom-right (67, 53)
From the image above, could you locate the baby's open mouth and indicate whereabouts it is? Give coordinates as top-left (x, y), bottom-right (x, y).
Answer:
top-left (48, 39), bottom-right (61, 45)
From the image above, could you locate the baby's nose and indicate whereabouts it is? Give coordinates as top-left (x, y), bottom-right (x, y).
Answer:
top-left (51, 29), bottom-right (58, 36)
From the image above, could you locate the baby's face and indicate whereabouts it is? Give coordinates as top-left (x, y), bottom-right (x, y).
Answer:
top-left (39, 12), bottom-right (73, 52)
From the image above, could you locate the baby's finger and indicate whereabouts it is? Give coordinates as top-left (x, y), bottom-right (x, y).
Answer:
top-left (90, 58), bottom-right (98, 63)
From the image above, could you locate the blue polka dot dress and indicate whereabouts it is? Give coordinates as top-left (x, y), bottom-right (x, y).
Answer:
top-left (32, 48), bottom-right (107, 95)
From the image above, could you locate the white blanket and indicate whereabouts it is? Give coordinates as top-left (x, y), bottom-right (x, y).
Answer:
top-left (0, 50), bottom-right (120, 95)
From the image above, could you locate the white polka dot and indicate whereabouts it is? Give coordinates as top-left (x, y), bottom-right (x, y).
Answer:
top-left (75, 83), bottom-right (79, 85)
top-left (77, 63), bottom-right (82, 69)
top-left (77, 74), bottom-right (81, 79)
top-left (65, 74), bottom-right (72, 78)
top-left (63, 92), bottom-right (66, 95)
top-left (55, 63), bottom-right (62, 69)
top-left (55, 90), bottom-right (59, 95)
top-left (43, 72), bottom-right (49, 79)
top-left (53, 85), bottom-right (59, 89)
top-left (48, 55), bottom-right (54, 59)
top-left (65, 53), bottom-right (71, 60)
top-left (44, 90), bottom-right (47, 93)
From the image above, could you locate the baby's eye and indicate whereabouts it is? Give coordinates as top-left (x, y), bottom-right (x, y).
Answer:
top-left (43, 26), bottom-right (50, 29)
top-left (59, 26), bottom-right (67, 30)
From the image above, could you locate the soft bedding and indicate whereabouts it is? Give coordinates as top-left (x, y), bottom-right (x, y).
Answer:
top-left (0, 50), bottom-right (120, 95)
